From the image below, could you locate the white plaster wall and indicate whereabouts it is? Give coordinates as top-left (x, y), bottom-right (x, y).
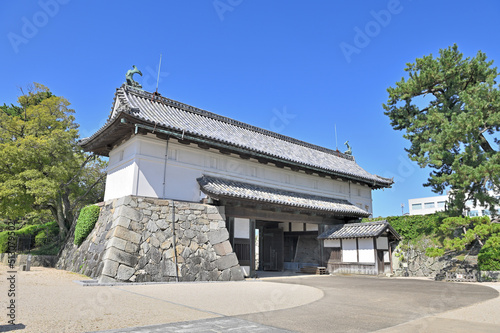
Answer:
top-left (342, 239), bottom-right (357, 262)
top-left (324, 239), bottom-right (341, 247)
top-left (358, 238), bottom-right (375, 263)
top-left (104, 134), bottom-right (376, 212)
top-left (376, 236), bottom-right (388, 250)
top-left (234, 218), bottom-right (250, 239)
top-left (306, 223), bottom-right (318, 231)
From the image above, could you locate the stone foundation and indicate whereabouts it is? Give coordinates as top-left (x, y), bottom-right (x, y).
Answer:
top-left (57, 196), bottom-right (244, 282)
top-left (0, 253), bottom-right (58, 268)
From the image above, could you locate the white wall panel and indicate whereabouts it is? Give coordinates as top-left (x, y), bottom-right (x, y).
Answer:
top-left (324, 239), bottom-right (341, 247)
top-left (103, 134), bottom-right (375, 213)
top-left (234, 218), bottom-right (250, 239)
top-left (376, 237), bottom-right (388, 250)
top-left (342, 239), bottom-right (357, 262)
top-left (358, 238), bottom-right (375, 263)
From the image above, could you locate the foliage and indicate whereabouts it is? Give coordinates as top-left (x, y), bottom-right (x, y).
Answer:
top-left (0, 83), bottom-right (107, 238)
top-left (0, 221), bottom-right (59, 253)
top-left (74, 205), bottom-right (100, 246)
top-left (30, 242), bottom-right (61, 256)
top-left (363, 212), bottom-right (446, 241)
top-left (383, 44), bottom-right (500, 214)
top-left (478, 234), bottom-right (500, 271)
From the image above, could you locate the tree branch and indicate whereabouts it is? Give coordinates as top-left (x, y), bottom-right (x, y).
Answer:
top-left (62, 154), bottom-right (95, 189)
top-left (70, 173), bottom-right (107, 211)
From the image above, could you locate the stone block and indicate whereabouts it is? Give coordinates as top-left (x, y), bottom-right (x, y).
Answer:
top-left (210, 221), bottom-right (219, 230)
top-left (220, 268), bottom-right (231, 281)
top-left (161, 238), bottom-right (172, 250)
top-left (149, 235), bottom-right (160, 248)
top-left (140, 242), bottom-right (150, 254)
top-left (101, 260), bottom-right (119, 277)
top-left (104, 248), bottom-right (138, 267)
top-left (106, 237), bottom-right (127, 251)
top-left (197, 233), bottom-right (208, 244)
top-left (184, 229), bottom-right (195, 239)
top-left (230, 266), bottom-right (244, 281)
top-left (151, 213), bottom-right (159, 221)
top-left (206, 206), bottom-right (219, 214)
top-left (155, 231), bottom-right (166, 243)
top-left (208, 214), bottom-right (222, 220)
top-left (147, 220), bottom-right (158, 233)
top-left (125, 242), bottom-right (139, 253)
top-left (164, 248), bottom-right (175, 259)
top-left (162, 260), bottom-right (177, 277)
top-left (112, 226), bottom-right (142, 244)
top-left (114, 205), bottom-right (143, 222)
top-left (213, 240), bottom-right (232, 256)
top-left (215, 253), bottom-right (238, 271)
top-left (98, 275), bottom-right (117, 284)
top-left (149, 247), bottom-right (162, 264)
top-left (116, 264), bottom-right (135, 281)
top-left (208, 228), bottom-right (229, 245)
top-left (180, 237), bottom-right (191, 247)
top-left (156, 219), bottom-right (169, 230)
top-left (189, 241), bottom-right (199, 252)
top-left (114, 196), bottom-right (132, 208)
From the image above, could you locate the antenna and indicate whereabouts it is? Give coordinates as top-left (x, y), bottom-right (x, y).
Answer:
top-left (155, 54), bottom-right (162, 93)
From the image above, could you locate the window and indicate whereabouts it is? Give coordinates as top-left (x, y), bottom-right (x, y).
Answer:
top-left (424, 202), bottom-right (435, 209)
top-left (482, 210), bottom-right (491, 216)
top-left (437, 201), bottom-right (446, 208)
top-left (412, 203), bottom-right (422, 210)
top-left (469, 210), bottom-right (479, 217)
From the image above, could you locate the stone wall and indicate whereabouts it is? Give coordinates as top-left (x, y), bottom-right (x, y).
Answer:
top-left (57, 196), bottom-right (244, 282)
top-left (0, 253), bottom-right (58, 268)
top-left (391, 242), bottom-right (478, 279)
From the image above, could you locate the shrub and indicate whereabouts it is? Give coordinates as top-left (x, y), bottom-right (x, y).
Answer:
top-left (74, 205), bottom-right (100, 246)
top-left (478, 234), bottom-right (500, 271)
top-left (0, 221), bottom-right (59, 253)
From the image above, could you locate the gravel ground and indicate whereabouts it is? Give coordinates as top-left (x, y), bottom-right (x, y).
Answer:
top-left (0, 264), bottom-right (322, 333)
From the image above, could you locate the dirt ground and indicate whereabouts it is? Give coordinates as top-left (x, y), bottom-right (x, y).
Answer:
top-left (0, 264), bottom-right (323, 333)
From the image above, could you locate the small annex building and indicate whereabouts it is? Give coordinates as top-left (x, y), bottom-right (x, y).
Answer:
top-left (318, 220), bottom-right (401, 275)
top-left (70, 79), bottom-right (394, 282)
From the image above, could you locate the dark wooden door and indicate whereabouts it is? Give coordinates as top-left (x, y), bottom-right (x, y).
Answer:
top-left (329, 248), bottom-right (341, 262)
top-left (377, 250), bottom-right (385, 274)
top-left (262, 228), bottom-right (284, 271)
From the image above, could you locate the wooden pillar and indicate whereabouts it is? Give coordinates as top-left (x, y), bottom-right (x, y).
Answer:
top-left (249, 219), bottom-right (256, 278)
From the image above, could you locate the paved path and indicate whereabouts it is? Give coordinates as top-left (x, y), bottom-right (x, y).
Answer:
top-left (1, 265), bottom-right (498, 332)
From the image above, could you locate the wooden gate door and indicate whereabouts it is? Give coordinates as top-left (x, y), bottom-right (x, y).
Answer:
top-left (377, 250), bottom-right (385, 274)
top-left (262, 228), bottom-right (284, 271)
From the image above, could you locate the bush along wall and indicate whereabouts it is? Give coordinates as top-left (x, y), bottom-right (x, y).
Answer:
top-left (0, 221), bottom-right (59, 253)
top-left (74, 205), bottom-right (101, 246)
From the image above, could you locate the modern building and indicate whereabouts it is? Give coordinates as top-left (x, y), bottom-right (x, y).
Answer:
top-left (409, 193), bottom-right (498, 217)
top-left (74, 79), bottom-right (394, 281)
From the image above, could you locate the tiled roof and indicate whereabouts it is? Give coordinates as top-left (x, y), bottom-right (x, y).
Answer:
top-left (317, 221), bottom-right (401, 239)
top-left (81, 85), bottom-right (393, 188)
top-left (197, 175), bottom-right (370, 217)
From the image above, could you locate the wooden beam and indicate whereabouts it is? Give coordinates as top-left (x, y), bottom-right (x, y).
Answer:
top-left (239, 153), bottom-right (251, 160)
top-left (197, 143), bottom-right (210, 149)
top-left (225, 206), bottom-right (337, 224)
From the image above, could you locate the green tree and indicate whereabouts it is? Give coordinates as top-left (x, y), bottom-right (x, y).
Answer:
top-left (384, 45), bottom-right (500, 214)
top-left (0, 83), bottom-right (107, 238)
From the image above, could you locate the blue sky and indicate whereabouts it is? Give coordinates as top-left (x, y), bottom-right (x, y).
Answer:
top-left (2, 0), bottom-right (500, 217)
